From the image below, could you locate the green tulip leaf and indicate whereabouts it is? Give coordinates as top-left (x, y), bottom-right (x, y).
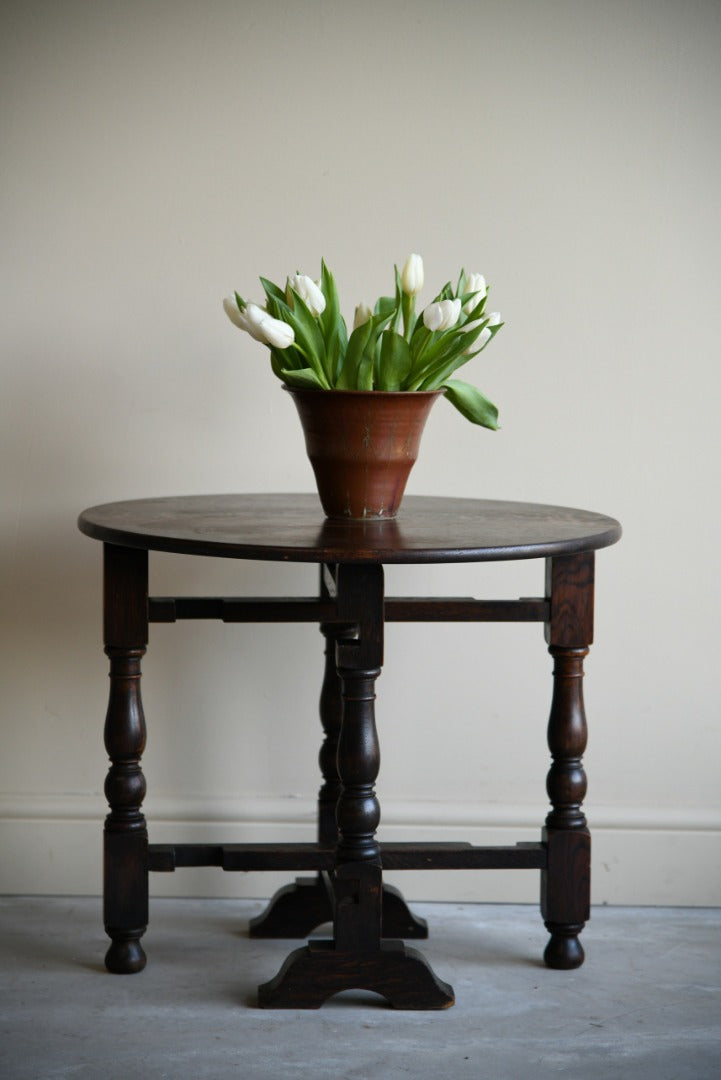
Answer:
top-left (377, 330), bottom-right (411, 391)
top-left (318, 259), bottom-right (348, 383)
top-left (317, 260), bottom-right (340, 332)
top-left (432, 281), bottom-right (454, 303)
top-left (269, 349), bottom-right (286, 381)
top-left (456, 268), bottom-right (467, 297)
top-left (442, 380), bottom-right (499, 429)
top-left (280, 366), bottom-right (326, 389)
top-left (374, 295), bottom-right (396, 319)
top-left (407, 322), bottom-right (433, 374)
top-left (259, 287), bottom-right (292, 325)
top-left (339, 311), bottom-right (393, 389)
top-left (460, 292), bottom-right (487, 318)
top-left (337, 318), bottom-right (374, 389)
top-left (391, 266), bottom-right (404, 336)
top-left (259, 277), bottom-right (287, 308)
top-left (286, 287), bottom-right (331, 387)
top-left (357, 349), bottom-right (375, 390)
top-left (270, 343), bottom-right (307, 379)
top-left (417, 320), bottom-right (493, 389)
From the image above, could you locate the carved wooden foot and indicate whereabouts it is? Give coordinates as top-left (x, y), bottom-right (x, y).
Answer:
top-left (543, 923), bottom-right (585, 969)
top-left (542, 825), bottom-right (590, 969)
top-left (249, 877), bottom-right (333, 939)
top-left (105, 931), bottom-right (147, 974)
top-left (249, 876), bottom-right (428, 940)
top-left (258, 940), bottom-right (454, 1010)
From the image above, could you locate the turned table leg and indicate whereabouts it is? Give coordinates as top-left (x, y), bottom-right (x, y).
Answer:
top-left (541, 553), bottom-right (594, 969)
top-left (258, 564), bottom-right (451, 1009)
top-left (102, 544), bottom-right (149, 974)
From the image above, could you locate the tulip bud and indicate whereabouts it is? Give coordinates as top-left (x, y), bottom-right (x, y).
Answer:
top-left (466, 272), bottom-right (486, 298)
top-left (401, 253), bottom-right (424, 296)
top-left (486, 311), bottom-right (502, 326)
top-left (422, 298), bottom-right (461, 332)
top-left (287, 273), bottom-right (326, 317)
top-left (257, 312), bottom-right (295, 349)
top-left (463, 272), bottom-right (487, 314)
top-left (225, 297), bottom-right (295, 349)
top-left (353, 303), bottom-right (372, 329)
top-left (243, 302), bottom-right (275, 342)
top-left (223, 297), bottom-right (269, 342)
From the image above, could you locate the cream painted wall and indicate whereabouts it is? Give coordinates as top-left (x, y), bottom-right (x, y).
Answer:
top-left (2, 0), bottom-right (720, 906)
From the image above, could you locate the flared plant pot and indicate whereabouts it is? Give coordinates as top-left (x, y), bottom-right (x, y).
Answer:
top-left (286, 387), bottom-right (443, 520)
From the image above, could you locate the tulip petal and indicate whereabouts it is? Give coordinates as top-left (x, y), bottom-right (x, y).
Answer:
top-left (258, 312), bottom-right (295, 349)
top-left (423, 298), bottom-right (461, 332)
top-left (223, 295), bottom-right (245, 329)
top-left (401, 253), bottom-right (424, 296)
top-left (287, 272), bottom-right (326, 317)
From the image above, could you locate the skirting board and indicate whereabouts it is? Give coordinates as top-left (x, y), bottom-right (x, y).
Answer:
top-left (1, 795), bottom-right (719, 906)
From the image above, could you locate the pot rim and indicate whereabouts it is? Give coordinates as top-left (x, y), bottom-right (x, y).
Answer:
top-left (282, 385), bottom-right (445, 399)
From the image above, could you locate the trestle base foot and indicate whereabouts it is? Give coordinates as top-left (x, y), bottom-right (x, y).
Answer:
top-left (258, 939), bottom-right (454, 1010)
top-left (249, 876), bottom-right (428, 940)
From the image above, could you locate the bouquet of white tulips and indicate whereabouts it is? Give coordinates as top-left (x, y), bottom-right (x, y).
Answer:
top-left (224, 254), bottom-right (503, 428)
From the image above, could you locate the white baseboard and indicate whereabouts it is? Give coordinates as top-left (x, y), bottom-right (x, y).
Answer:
top-left (1, 794), bottom-right (719, 906)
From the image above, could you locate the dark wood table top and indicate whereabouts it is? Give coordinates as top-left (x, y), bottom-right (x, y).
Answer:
top-left (78, 494), bottom-right (621, 564)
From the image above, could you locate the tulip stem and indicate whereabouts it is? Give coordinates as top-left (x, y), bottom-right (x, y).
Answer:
top-left (402, 293), bottom-right (415, 343)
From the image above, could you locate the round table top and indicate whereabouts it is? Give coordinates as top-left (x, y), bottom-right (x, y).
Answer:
top-left (78, 494), bottom-right (621, 564)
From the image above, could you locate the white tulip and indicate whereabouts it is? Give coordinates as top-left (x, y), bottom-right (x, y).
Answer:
top-left (465, 272), bottom-right (486, 298)
top-left (401, 253), bottom-right (424, 296)
top-left (463, 272), bottom-right (487, 313)
top-left (223, 297), bottom-right (268, 342)
top-left (287, 273), bottom-right (326, 317)
top-left (422, 297), bottom-right (461, 332)
top-left (486, 311), bottom-right (502, 326)
top-left (243, 302), bottom-right (275, 342)
top-left (257, 312), bottom-right (295, 349)
top-left (224, 297), bottom-right (294, 349)
top-left (353, 303), bottom-right (373, 329)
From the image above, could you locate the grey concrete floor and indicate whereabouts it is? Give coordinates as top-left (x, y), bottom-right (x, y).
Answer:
top-left (1, 897), bottom-right (719, 1080)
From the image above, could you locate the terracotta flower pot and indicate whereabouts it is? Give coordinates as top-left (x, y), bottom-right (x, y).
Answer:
top-left (286, 387), bottom-right (442, 520)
